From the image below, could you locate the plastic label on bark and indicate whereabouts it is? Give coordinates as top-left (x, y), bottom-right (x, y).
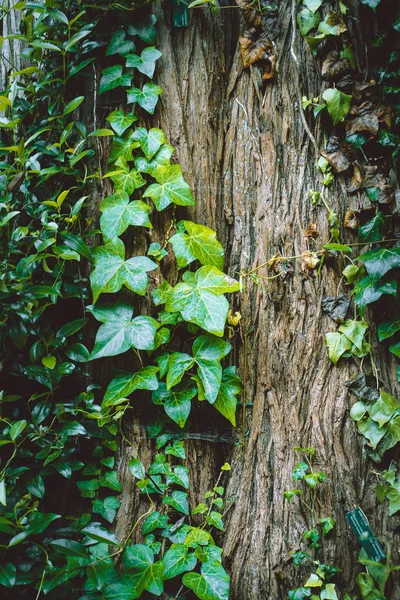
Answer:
top-left (172, 0), bottom-right (189, 28)
top-left (346, 507), bottom-right (385, 562)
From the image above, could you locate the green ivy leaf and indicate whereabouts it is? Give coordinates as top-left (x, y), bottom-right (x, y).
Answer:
top-left (325, 332), bottom-right (352, 365)
top-left (205, 511), bottom-right (224, 531)
top-left (322, 88), bottom-right (352, 125)
top-left (100, 190), bottom-right (152, 240)
top-left (152, 382), bottom-right (197, 428)
top-left (319, 517), bottom-right (335, 536)
top-left (0, 563), bottom-right (16, 587)
top-left (213, 366), bottom-right (242, 426)
top-left (103, 366), bottom-right (159, 406)
top-left (389, 342), bottom-right (400, 358)
top-left (99, 65), bottom-right (132, 94)
top-left (192, 335), bottom-right (231, 404)
top-left (122, 544), bottom-right (164, 596)
top-left (304, 33), bottom-right (326, 54)
top-left (127, 82), bottom-right (163, 114)
top-left (27, 474), bottom-right (45, 498)
top-left (162, 490), bottom-right (190, 515)
top-left (297, 8), bottom-right (321, 36)
top-left (358, 247), bottom-right (400, 279)
top-left (135, 144), bottom-right (174, 176)
top-left (106, 30), bottom-right (135, 56)
top-left (143, 164), bottom-right (195, 210)
top-left (169, 220), bottom-right (224, 269)
top-left (369, 391), bottom-right (400, 428)
top-left (89, 303), bottom-right (159, 359)
top-left (131, 127), bottom-right (167, 161)
top-left (126, 47), bottom-right (162, 78)
top-left (142, 512), bottom-right (169, 535)
top-left (360, 0), bottom-right (381, 11)
top-left (9, 512), bottom-right (61, 547)
top-left (128, 13), bottom-right (157, 43)
top-left (49, 538), bottom-right (89, 559)
top-left (195, 545), bottom-right (223, 564)
top-left (353, 277), bottom-right (397, 310)
top-left (90, 239), bottom-right (157, 302)
top-left (162, 543), bottom-right (197, 579)
top-left (292, 461), bottom-right (309, 480)
top-left (378, 320), bottom-right (400, 341)
top-left (288, 588), bottom-right (312, 599)
top-left (182, 560), bottom-right (230, 600)
top-left (165, 266), bottom-right (240, 336)
top-left (359, 213), bottom-right (388, 243)
top-left (106, 111), bottom-right (137, 136)
top-left (166, 353), bottom-right (194, 389)
top-left (357, 418), bottom-right (387, 449)
top-left (302, 0), bottom-right (323, 12)
top-left (338, 319), bottom-right (368, 351)
top-left (82, 523), bottom-right (120, 545)
top-left (110, 167), bottom-right (146, 195)
top-left (92, 496), bottom-right (120, 523)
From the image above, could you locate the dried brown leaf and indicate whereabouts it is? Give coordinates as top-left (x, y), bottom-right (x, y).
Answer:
top-left (302, 252), bottom-right (320, 272)
top-left (326, 11), bottom-right (347, 34)
top-left (239, 29), bottom-right (275, 78)
top-left (236, 0), bottom-right (263, 27)
top-left (321, 136), bottom-right (356, 173)
top-left (344, 209), bottom-right (359, 230)
top-left (322, 51), bottom-right (351, 80)
top-left (346, 101), bottom-right (392, 137)
top-left (304, 223), bottom-right (319, 240)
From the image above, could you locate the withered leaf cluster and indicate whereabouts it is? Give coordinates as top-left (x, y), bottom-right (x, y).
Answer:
top-left (237, 0), bottom-right (277, 80)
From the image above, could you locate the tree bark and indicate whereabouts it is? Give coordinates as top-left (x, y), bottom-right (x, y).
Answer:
top-left (113, 1), bottom-right (399, 598)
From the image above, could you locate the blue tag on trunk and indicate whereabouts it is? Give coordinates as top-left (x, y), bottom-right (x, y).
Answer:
top-left (346, 507), bottom-right (385, 562)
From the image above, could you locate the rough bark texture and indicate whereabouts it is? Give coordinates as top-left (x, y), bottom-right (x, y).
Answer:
top-left (114, 1), bottom-right (400, 598)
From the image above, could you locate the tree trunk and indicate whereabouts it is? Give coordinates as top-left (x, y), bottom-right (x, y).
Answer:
top-left (112, 1), bottom-right (400, 598)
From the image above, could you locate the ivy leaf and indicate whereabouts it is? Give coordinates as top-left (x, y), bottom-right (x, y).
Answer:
top-left (99, 65), bottom-right (132, 94)
top-left (0, 562), bottom-right (16, 587)
top-left (131, 127), bottom-right (167, 160)
top-left (358, 247), bottom-right (400, 279)
top-left (142, 512), bottom-right (169, 535)
top-left (389, 343), bottom-right (400, 358)
top-left (369, 391), bottom-right (400, 428)
top-left (110, 167), bottom-right (146, 195)
top-left (165, 266), bottom-right (240, 336)
top-left (211, 367), bottom-right (241, 426)
top-left (103, 366), bottom-right (159, 406)
top-left (162, 543), bottom-right (197, 579)
top-left (322, 88), bottom-right (352, 125)
top-left (123, 544), bottom-right (164, 597)
top-left (88, 303), bottom-right (159, 359)
top-left (359, 213), bottom-right (388, 243)
top-left (297, 8), bottom-right (321, 36)
top-left (353, 277), bottom-right (397, 310)
top-left (378, 320), bottom-right (400, 341)
top-left (166, 353), bottom-right (195, 390)
top-left (126, 47), bottom-right (162, 78)
top-left (143, 165), bottom-right (195, 211)
top-left (182, 560), bottom-right (230, 600)
top-left (360, 0), bottom-right (381, 10)
top-left (170, 220), bottom-right (224, 269)
top-left (127, 82), bottom-right (163, 114)
top-left (106, 111), bottom-right (137, 136)
top-left (162, 490), bottom-right (190, 515)
top-left (288, 589), bottom-right (312, 600)
top-left (90, 239), bottom-right (157, 302)
top-left (304, 33), bottom-right (326, 54)
top-left (302, 0), bottom-right (323, 12)
top-left (83, 523), bottom-right (121, 546)
top-left (135, 144), bottom-right (174, 176)
top-left (92, 496), bottom-right (120, 523)
top-left (357, 418), bottom-right (387, 449)
top-left (192, 335), bottom-right (231, 404)
top-left (106, 30), bottom-right (135, 56)
top-left (338, 319), bottom-right (368, 351)
top-left (152, 382), bottom-right (197, 428)
top-left (128, 13), bottom-right (157, 44)
top-left (325, 332), bottom-right (352, 365)
top-left (319, 517), bottom-right (335, 536)
top-left (8, 512), bottom-right (61, 547)
top-left (100, 190), bottom-right (152, 240)
top-left (292, 461), bottom-right (309, 480)
top-left (205, 511), bottom-right (224, 530)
